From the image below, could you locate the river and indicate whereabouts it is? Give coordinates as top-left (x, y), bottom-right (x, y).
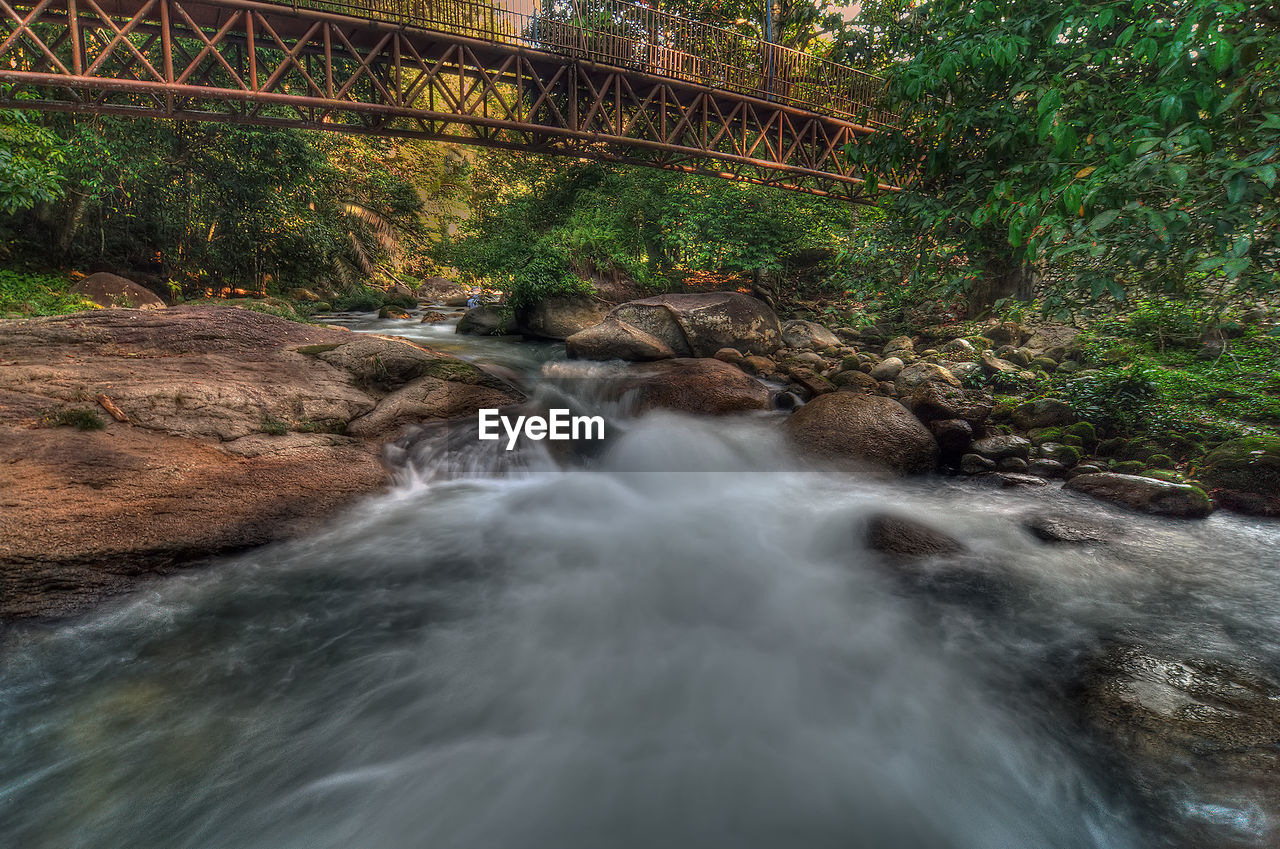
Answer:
top-left (2, 307), bottom-right (1278, 848)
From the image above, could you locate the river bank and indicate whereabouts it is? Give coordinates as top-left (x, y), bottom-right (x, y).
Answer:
top-left (0, 305), bottom-right (521, 619)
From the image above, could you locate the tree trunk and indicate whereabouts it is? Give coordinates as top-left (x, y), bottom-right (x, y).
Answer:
top-left (966, 257), bottom-right (1034, 317)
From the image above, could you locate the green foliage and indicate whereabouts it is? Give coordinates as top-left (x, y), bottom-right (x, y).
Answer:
top-left (43, 408), bottom-right (105, 431)
top-left (1127, 295), bottom-right (1210, 349)
top-left (446, 154), bottom-right (851, 303)
top-left (0, 108), bottom-right (66, 214)
top-left (1, 117), bottom-right (421, 295)
top-left (855, 0), bottom-right (1280, 313)
top-left (334, 286), bottom-right (386, 312)
top-left (0, 269), bottom-right (95, 315)
top-left (259, 415), bottom-right (289, 436)
top-left (1061, 364), bottom-right (1164, 435)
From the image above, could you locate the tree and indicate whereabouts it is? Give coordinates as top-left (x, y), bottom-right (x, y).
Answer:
top-left (852, 0), bottom-right (1280, 316)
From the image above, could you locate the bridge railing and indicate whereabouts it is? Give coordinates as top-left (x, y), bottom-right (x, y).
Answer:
top-left (289, 0), bottom-right (894, 125)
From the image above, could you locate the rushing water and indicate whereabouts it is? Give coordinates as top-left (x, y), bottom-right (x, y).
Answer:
top-left (2, 309), bottom-right (1279, 848)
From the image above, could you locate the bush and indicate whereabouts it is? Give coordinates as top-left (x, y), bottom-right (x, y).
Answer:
top-left (0, 269), bottom-right (95, 316)
top-left (1061, 365), bottom-right (1163, 435)
top-left (333, 286), bottom-right (384, 312)
top-left (43, 408), bottom-right (105, 430)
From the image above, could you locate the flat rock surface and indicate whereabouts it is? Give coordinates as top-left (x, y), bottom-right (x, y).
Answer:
top-left (0, 306), bottom-right (521, 620)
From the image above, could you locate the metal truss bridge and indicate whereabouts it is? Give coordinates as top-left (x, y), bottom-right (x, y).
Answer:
top-left (0, 0), bottom-right (899, 197)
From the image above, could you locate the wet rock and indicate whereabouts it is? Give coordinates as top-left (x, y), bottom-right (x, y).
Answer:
top-left (616, 358), bottom-right (771, 415)
top-left (970, 434), bottom-right (1032, 460)
top-left (1011, 398), bottom-right (1075, 429)
top-left (1078, 643), bottom-right (1280, 845)
top-left (869, 356), bottom-right (905, 381)
top-left (599, 292), bottom-right (782, 358)
top-left (713, 347), bottom-right (744, 364)
top-left (566, 319), bottom-right (674, 361)
top-left (930, 418), bottom-right (973, 455)
top-left (516, 295), bottom-right (607, 340)
top-left (1039, 442), bottom-right (1083, 466)
top-left (997, 456), bottom-right (1029, 472)
top-left (1024, 514), bottom-right (1114, 543)
top-left (1065, 473), bottom-right (1213, 519)
top-left (345, 376), bottom-right (521, 438)
top-left (960, 453), bottom-right (996, 474)
top-left (377, 306), bottom-right (412, 320)
top-left (894, 363), bottom-right (960, 395)
top-left (994, 472), bottom-right (1048, 488)
top-left (865, 513), bottom-right (966, 557)
top-left (1027, 458), bottom-right (1066, 477)
top-left (784, 392), bottom-right (938, 475)
top-left (1200, 437), bottom-right (1280, 517)
top-left (1066, 463), bottom-right (1105, 480)
top-left (456, 305), bottom-right (514, 336)
top-left (738, 355), bottom-right (778, 378)
top-left (72, 272), bottom-right (166, 309)
top-left (781, 319), bottom-right (840, 349)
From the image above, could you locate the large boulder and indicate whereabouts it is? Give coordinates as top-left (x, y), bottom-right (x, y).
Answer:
top-left (901, 382), bottom-right (993, 427)
top-left (1011, 398), bottom-right (1074, 429)
top-left (970, 434), bottom-right (1031, 460)
top-left (595, 292), bottom-right (782, 359)
top-left (1199, 437), bottom-right (1280, 516)
top-left (566, 319), bottom-right (675, 361)
top-left (456, 305), bottom-right (514, 336)
top-left (72, 272), bottom-right (166, 309)
top-left (1065, 473), bottom-right (1213, 518)
top-left (0, 306), bottom-right (524, 619)
top-left (894, 362), bottom-right (960, 395)
top-left (781, 319), bottom-right (840, 349)
top-left (865, 513), bottom-right (965, 557)
top-left (1024, 324), bottom-right (1079, 353)
top-left (415, 276), bottom-right (464, 301)
top-left (614, 358), bottom-right (771, 415)
top-left (784, 392), bottom-right (939, 474)
top-left (385, 282), bottom-right (417, 308)
top-left (516, 295), bottom-right (607, 341)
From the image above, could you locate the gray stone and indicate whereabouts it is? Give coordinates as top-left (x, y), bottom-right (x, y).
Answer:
top-left (1065, 473), bottom-right (1213, 519)
top-left (970, 434), bottom-right (1032, 460)
top-left (869, 356), bottom-right (905, 381)
top-left (781, 319), bottom-right (840, 349)
top-left (785, 392), bottom-right (939, 475)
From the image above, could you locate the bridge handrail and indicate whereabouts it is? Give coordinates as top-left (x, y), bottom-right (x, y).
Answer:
top-left (285, 0), bottom-right (894, 124)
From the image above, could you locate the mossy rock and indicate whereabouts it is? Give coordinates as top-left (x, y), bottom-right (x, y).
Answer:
top-left (1200, 437), bottom-right (1280, 516)
top-left (1113, 460), bottom-right (1146, 474)
top-left (1145, 454), bottom-right (1175, 470)
top-left (1097, 437), bottom-right (1127, 457)
top-left (1040, 443), bottom-right (1082, 466)
top-left (1065, 421), bottom-right (1098, 446)
top-left (989, 402), bottom-right (1015, 423)
top-left (1061, 434), bottom-right (1085, 448)
top-left (1029, 427), bottom-right (1064, 446)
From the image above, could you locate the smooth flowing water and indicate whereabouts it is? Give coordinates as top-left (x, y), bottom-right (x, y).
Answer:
top-left (2, 310), bottom-right (1278, 849)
